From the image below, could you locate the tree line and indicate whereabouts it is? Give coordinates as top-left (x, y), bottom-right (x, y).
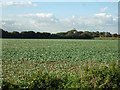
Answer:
top-left (0, 28), bottom-right (119, 39)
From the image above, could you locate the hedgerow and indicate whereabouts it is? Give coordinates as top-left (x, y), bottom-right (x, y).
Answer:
top-left (2, 60), bottom-right (120, 89)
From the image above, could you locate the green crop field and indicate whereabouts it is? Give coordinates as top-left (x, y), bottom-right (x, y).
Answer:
top-left (2, 39), bottom-right (120, 89)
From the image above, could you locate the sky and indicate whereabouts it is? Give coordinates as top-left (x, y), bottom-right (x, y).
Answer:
top-left (0, 2), bottom-right (118, 33)
top-left (1, 0), bottom-right (119, 2)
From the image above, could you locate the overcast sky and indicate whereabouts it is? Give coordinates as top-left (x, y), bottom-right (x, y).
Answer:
top-left (0, 2), bottom-right (118, 33)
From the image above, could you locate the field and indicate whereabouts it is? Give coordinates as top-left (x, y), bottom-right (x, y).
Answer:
top-left (2, 39), bottom-right (120, 89)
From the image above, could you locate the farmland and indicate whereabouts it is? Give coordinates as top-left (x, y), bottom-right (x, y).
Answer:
top-left (2, 39), bottom-right (120, 89)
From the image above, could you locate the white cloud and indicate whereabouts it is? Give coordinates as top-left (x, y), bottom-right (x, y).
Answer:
top-left (0, 19), bottom-right (16, 25)
top-left (0, 2), bottom-right (37, 7)
top-left (113, 17), bottom-right (118, 21)
top-left (0, 19), bottom-right (33, 31)
top-left (1, 13), bottom-right (118, 33)
top-left (16, 13), bottom-right (59, 26)
top-left (93, 13), bottom-right (117, 26)
top-left (100, 7), bottom-right (108, 13)
top-left (95, 13), bottom-right (112, 18)
top-left (72, 15), bottom-right (75, 19)
top-left (95, 13), bottom-right (106, 16)
top-left (29, 20), bottom-right (49, 27)
top-left (17, 13), bottom-right (54, 18)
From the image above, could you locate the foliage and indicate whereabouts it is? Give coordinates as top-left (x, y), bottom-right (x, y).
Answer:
top-left (95, 37), bottom-right (120, 40)
top-left (1, 28), bottom-right (119, 39)
top-left (2, 39), bottom-right (119, 89)
top-left (2, 61), bottom-right (120, 89)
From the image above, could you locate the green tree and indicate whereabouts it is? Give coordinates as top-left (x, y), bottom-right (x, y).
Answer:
top-left (80, 32), bottom-right (94, 39)
top-left (112, 33), bottom-right (118, 37)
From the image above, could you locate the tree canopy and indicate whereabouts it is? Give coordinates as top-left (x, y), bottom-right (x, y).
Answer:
top-left (0, 28), bottom-right (119, 39)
